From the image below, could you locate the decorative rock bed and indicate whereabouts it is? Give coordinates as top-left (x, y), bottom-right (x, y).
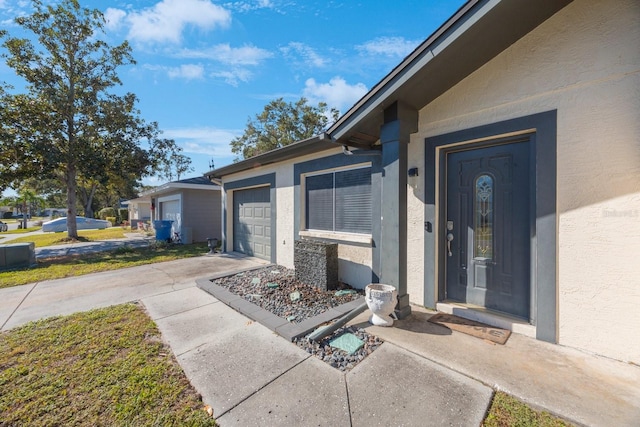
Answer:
top-left (210, 266), bottom-right (361, 323)
top-left (208, 265), bottom-right (383, 371)
top-left (293, 325), bottom-right (384, 371)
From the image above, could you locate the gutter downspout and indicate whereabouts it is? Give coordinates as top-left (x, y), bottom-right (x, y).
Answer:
top-left (341, 145), bottom-right (382, 156)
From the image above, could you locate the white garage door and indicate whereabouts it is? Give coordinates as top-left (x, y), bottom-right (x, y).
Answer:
top-left (160, 199), bottom-right (181, 233)
top-left (233, 187), bottom-right (271, 260)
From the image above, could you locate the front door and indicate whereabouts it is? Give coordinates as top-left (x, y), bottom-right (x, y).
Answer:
top-left (445, 140), bottom-right (531, 319)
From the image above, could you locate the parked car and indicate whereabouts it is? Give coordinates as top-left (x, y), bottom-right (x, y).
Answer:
top-left (42, 216), bottom-right (110, 233)
top-left (0, 221), bottom-right (7, 232)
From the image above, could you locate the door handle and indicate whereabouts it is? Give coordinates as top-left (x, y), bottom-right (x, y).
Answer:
top-left (446, 233), bottom-right (454, 257)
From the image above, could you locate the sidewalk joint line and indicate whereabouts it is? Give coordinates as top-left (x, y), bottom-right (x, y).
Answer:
top-left (151, 301), bottom-right (217, 322)
top-left (1, 282), bottom-right (40, 330)
top-left (345, 375), bottom-right (353, 427)
top-left (216, 353), bottom-right (312, 419)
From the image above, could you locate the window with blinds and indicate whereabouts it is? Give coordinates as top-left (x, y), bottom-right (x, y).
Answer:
top-left (305, 167), bottom-right (372, 234)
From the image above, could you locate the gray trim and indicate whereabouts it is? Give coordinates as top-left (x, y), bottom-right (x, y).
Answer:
top-left (424, 110), bottom-right (557, 343)
top-left (206, 134), bottom-right (333, 179)
top-left (223, 173), bottom-right (277, 263)
top-left (294, 153), bottom-right (382, 283)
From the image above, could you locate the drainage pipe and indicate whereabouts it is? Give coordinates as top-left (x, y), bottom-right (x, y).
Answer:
top-left (308, 301), bottom-right (368, 342)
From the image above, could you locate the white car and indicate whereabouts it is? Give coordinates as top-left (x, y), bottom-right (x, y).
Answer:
top-left (42, 216), bottom-right (111, 233)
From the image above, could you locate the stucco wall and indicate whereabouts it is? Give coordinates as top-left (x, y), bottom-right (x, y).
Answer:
top-left (221, 147), bottom-right (374, 288)
top-left (128, 201), bottom-right (151, 221)
top-left (410, 0), bottom-right (640, 362)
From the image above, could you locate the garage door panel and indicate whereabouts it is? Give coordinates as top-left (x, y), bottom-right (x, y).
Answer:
top-left (233, 187), bottom-right (271, 261)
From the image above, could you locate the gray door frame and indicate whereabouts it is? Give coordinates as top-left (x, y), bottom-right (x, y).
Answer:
top-left (424, 111), bottom-right (557, 343)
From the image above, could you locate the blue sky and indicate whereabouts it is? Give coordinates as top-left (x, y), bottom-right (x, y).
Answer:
top-left (1, 0), bottom-right (465, 192)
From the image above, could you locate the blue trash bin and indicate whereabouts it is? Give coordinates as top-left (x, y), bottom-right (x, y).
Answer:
top-left (153, 220), bottom-right (173, 241)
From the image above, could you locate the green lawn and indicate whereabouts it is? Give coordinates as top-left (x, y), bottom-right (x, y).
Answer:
top-left (1, 226), bottom-right (42, 234)
top-left (0, 304), bottom-right (217, 426)
top-left (483, 391), bottom-right (573, 426)
top-left (0, 243), bottom-right (209, 288)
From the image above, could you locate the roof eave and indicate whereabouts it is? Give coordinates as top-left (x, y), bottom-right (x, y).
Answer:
top-left (328, 0), bottom-right (574, 145)
top-left (140, 182), bottom-right (220, 197)
top-left (205, 133), bottom-right (334, 179)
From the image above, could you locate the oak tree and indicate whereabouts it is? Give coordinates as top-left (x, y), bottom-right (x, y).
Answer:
top-left (0, 0), bottom-right (188, 238)
top-left (230, 97), bottom-right (339, 160)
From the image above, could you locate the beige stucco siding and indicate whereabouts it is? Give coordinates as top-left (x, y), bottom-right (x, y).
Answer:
top-left (221, 147), bottom-right (374, 288)
top-left (409, 0), bottom-right (639, 362)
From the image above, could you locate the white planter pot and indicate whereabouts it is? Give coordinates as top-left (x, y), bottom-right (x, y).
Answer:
top-left (365, 284), bottom-right (398, 327)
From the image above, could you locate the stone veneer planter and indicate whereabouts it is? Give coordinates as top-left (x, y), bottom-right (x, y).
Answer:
top-left (294, 239), bottom-right (338, 291)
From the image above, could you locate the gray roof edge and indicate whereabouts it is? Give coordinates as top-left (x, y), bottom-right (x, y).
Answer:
top-left (205, 133), bottom-right (334, 179)
top-left (140, 182), bottom-right (221, 197)
top-left (327, 0), bottom-right (480, 139)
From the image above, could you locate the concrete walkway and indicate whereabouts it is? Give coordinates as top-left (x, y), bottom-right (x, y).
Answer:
top-left (1, 255), bottom-right (639, 426)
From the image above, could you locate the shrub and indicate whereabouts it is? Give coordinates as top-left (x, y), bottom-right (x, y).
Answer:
top-left (117, 208), bottom-right (128, 223)
top-left (106, 216), bottom-right (117, 226)
top-left (98, 207), bottom-right (116, 220)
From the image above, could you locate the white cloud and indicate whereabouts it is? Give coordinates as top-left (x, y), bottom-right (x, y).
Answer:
top-left (210, 68), bottom-right (253, 86)
top-left (0, 0), bottom-right (29, 24)
top-left (125, 0), bottom-right (231, 44)
top-left (303, 77), bottom-right (368, 113)
top-left (142, 63), bottom-right (205, 81)
top-left (280, 42), bottom-right (327, 68)
top-left (167, 64), bottom-right (205, 80)
top-left (178, 44), bottom-right (273, 65)
top-left (356, 36), bottom-right (421, 58)
top-left (103, 8), bottom-right (126, 31)
top-left (224, 0), bottom-right (275, 13)
top-left (163, 127), bottom-right (240, 157)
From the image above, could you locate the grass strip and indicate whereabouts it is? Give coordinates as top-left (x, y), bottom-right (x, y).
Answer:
top-left (483, 391), bottom-right (573, 426)
top-left (1, 226), bottom-right (42, 234)
top-left (0, 243), bottom-right (209, 289)
top-left (0, 303), bottom-right (217, 426)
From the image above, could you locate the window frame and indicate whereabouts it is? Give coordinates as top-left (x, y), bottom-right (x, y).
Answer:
top-left (302, 164), bottom-right (373, 239)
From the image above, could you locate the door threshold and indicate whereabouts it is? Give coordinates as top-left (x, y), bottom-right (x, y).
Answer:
top-left (436, 302), bottom-right (536, 339)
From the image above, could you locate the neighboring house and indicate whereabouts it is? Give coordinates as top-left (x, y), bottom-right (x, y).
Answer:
top-left (126, 196), bottom-right (152, 227)
top-left (138, 177), bottom-right (222, 243)
top-left (205, 0), bottom-right (640, 364)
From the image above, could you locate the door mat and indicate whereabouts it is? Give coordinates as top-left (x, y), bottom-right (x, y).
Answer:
top-left (428, 313), bottom-right (511, 345)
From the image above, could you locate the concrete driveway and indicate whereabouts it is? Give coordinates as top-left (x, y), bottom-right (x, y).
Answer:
top-left (1, 253), bottom-right (639, 426)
